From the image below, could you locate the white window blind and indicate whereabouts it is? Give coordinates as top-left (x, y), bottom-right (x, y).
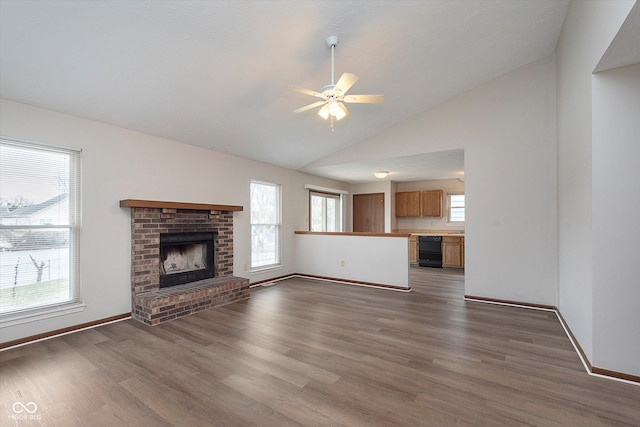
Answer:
top-left (250, 181), bottom-right (280, 269)
top-left (448, 193), bottom-right (465, 223)
top-left (0, 139), bottom-right (81, 316)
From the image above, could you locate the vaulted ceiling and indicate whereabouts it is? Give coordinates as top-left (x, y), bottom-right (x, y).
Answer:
top-left (0, 0), bottom-right (570, 182)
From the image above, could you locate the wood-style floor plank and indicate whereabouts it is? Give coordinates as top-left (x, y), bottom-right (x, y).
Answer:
top-left (1, 267), bottom-right (639, 426)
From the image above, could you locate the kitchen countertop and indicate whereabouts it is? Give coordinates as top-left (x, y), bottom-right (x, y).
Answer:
top-left (295, 231), bottom-right (411, 237)
top-left (411, 233), bottom-right (465, 236)
top-left (394, 229), bottom-right (464, 237)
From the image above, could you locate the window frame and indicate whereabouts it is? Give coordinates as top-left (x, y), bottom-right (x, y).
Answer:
top-left (250, 180), bottom-right (281, 271)
top-left (309, 190), bottom-right (342, 232)
top-left (447, 192), bottom-right (465, 224)
top-left (0, 138), bottom-right (82, 320)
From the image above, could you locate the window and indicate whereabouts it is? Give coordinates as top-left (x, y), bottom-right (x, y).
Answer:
top-left (448, 193), bottom-right (465, 223)
top-left (0, 139), bottom-right (81, 316)
top-left (250, 181), bottom-right (280, 269)
top-left (309, 191), bottom-right (341, 232)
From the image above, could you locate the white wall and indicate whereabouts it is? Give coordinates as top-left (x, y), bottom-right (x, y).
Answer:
top-left (294, 234), bottom-right (409, 288)
top-left (396, 178), bottom-right (465, 232)
top-left (308, 55), bottom-right (559, 306)
top-left (592, 63), bottom-right (640, 376)
top-left (555, 0), bottom-right (635, 364)
top-left (0, 98), bottom-right (348, 343)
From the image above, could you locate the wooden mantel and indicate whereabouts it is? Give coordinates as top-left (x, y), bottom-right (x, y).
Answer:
top-left (119, 199), bottom-right (243, 212)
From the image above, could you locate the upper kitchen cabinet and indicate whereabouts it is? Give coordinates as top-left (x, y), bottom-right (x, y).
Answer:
top-left (421, 190), bottom-right (443, 217)
top-left (395, 190), bottom-right (443, 218)
top-left (395, 191), bottom-right (421, 217)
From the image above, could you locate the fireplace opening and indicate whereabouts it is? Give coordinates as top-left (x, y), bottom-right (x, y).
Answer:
top-left (159, 232), bottom-right (216, 288)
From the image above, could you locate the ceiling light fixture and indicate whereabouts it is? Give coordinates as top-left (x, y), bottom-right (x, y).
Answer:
top-left (374, 171), bottom-right (389, 179)
top-left (328, 98), bottom-right (348, 120)
top-left (318, 97), bottom-right (347, 121)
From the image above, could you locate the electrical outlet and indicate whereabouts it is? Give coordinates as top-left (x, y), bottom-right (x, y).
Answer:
top-left (340, 260), bottom-right (345, 267)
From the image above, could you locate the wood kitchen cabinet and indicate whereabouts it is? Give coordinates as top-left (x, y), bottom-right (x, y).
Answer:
top-left (409, 234), bottom-right (418, 264)
top-left (442, 235), bottom-right (464, 268)
top-left (395, 190), bottom-right (442, 218)
top-left (395, 191), bottom-right (421, 217)
top-left (420, 190), bottom-right (443, 217)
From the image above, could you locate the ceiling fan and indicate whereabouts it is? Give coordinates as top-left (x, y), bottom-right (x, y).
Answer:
top-left (289, 36), bottom-right (384, 130)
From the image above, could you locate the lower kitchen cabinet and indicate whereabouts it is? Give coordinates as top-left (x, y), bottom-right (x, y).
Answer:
top-left (409, 235), bottom-right (418, 264)
top-left (442, 236), bottom-right (464, 268)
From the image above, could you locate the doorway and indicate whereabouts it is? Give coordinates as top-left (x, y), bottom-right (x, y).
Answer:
top-left (353, 193), bottom-right (385, 232)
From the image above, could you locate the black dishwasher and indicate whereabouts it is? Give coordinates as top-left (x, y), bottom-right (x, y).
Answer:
top-left (418, 236), bottom-right (443, 268)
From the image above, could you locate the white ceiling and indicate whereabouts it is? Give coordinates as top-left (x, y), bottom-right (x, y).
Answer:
top-left (595, 1), bottom-right (640, 72)
top-left (0, 0), bottom-right (570, 183)
top-left (308, 149), bottom-right (465, 184)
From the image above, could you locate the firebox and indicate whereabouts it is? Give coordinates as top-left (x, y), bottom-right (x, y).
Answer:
top-left (159, 232), bottom-right (216, 288)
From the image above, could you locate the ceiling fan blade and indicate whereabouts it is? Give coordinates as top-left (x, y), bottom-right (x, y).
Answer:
top-left (293, 100), bottom-right (327, 113)
top-left (334, 73), bottom-right (358, 94)
top-left (343, 94), bottom-right (385, 104)
top-left (288, 85), bottom-right (325, 99)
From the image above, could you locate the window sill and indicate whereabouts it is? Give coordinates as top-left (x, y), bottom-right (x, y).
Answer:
top-left (0, 302), bottom-right (86, 328)
top-left (250, 264), bottom-right (283, 275)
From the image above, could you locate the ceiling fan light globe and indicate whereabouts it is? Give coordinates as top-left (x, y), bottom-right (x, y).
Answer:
top-left (328, 100), bottom-right (342, 116)
top-left (318, 105), bottom-right (330, 120)
top-left (336, 102), bottom-right (349, 120)
top-left (334, 106), bottom-right (347, 121)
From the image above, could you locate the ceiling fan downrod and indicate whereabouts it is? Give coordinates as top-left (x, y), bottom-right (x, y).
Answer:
top-left (327, 36), bottom-right (338, 86)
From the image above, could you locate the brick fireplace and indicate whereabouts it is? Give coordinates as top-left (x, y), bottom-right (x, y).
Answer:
top-left (120, 199), bottom-right (250, 325)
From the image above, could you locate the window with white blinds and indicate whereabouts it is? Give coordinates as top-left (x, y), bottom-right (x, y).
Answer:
top-left (0, 139), bottom-right (81, 316)
top-left (448, 193), bottom-right (465, 223)
top-left (309, 191), bottom-right (342, 232)
top-left (250, 180), bottom-right (280, 269)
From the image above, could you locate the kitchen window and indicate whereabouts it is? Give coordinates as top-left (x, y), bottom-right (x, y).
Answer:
top-left (309, 191), bottom-right (342, 232)
top-left (250, 180), bottom-right (281, 269)
top-left (448, 193), bottom-right (465, 223)
top-left (0, 138), bottom-right (81, 317)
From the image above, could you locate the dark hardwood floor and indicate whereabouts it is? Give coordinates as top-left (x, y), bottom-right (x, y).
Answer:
top-left (1, 267), bottom-right (639, 426)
